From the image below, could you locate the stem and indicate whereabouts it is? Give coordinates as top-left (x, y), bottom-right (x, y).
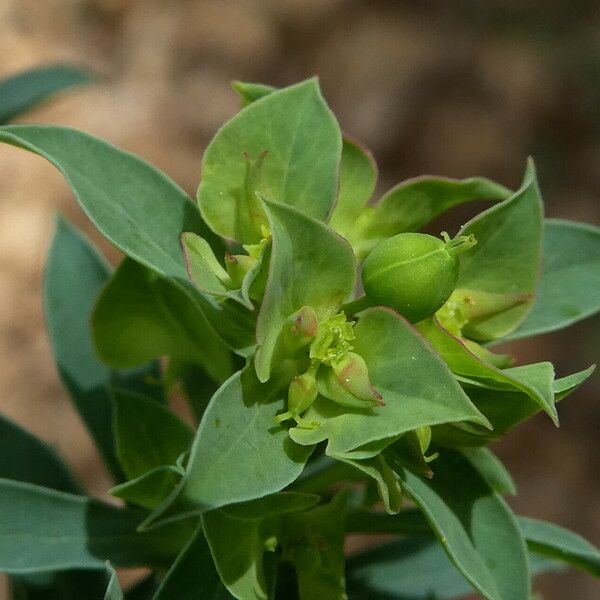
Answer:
top-left (342, 294), bottom-right (375, 316)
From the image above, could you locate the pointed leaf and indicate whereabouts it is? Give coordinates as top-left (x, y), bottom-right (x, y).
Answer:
top-left (147, 367), bottom-right (314, 523)
top-left (198, 79), bottom-right (342, 242)
top-left (397, 450), bottom-right (530, 600)
top-left (0, 479), bottom-right (194, 573)
top-left (255, 198), bottom-right (356, 382)
top-left (433, 365), bottom-right (595, 447)
top-left (45, 217), bottom-right (162, 482)
top-left (154, 527), bottom-right (234, 599)
top-left (110, 466), bottom-right (182, 510)
top-left (417, 317), bottom-right (558, 424)
top-left (0, 125), bottom-right (218, 281)
top-left (351, 176), bottom-right (510, 259)
top-left (104, 564), bottom-right (124, 600)
top-left (0, 414), bottom-right (80, 493)
top-left (506, 219), bottom-right (600, 339)
top-left (113, 389), bottom-right (193, 479)
top-left (454, 160), bottom-right (543, 340)
top-left (518, 517), bottom-right (600, 577)
top-left (346, 535), bottom-right (561, 600)
top-left (329, 138), bottom-right (377, 238)
top-left (460, 447), bottom-right (516, 495)
top-left (231, 81), bottom-right (276, 107)
top-left (92, 258), bottom-right (232, 383)
top-left (0, 64), bottom-right (92, 124)
top-left (290, 308), bottom-right (488, 454)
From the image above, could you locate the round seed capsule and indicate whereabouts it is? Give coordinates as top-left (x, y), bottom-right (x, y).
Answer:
top-left (361, 232), bottom-right (476, 323)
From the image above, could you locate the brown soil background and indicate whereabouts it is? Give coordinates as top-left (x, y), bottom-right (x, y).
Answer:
top-left (0, 1), bottom-right (599, 598)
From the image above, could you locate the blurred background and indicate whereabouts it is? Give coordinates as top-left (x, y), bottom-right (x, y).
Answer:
top-left (0, 0), bottom-right (599, 597)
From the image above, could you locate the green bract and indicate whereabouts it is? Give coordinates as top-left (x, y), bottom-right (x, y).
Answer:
top-left (1, 75), bottom-right (599, 600)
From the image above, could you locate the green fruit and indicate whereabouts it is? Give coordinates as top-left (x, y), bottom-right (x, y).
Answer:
top-left (361, 232), bottom-right (476, 323)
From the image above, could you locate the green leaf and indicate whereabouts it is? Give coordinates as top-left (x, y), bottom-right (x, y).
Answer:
top-left (0, 64), bottom-right (92, 124)
top-left (110, 466), bottom-right (182, 510)
top-left (416, 318), bottom-right (558, 424)
top-left (332, 453), bottom-right (402, 515)
top-left (0, 479), bottom-right (194, 573)
top-left (203, 493), bottom-right (320, 600)
top-left (506, 219), bottom-right (600, 340)
top-left (350, 175), bottom-right (510, 259)
top-left (45, 217), bottom-right (163, 482)
top-left (329, 138), bottom-right (377, 239)
top-left (92, 258), bottom-right (232, 383)
top-left (282, 492), bottom-right (348, 600)
top-left (290, 308), bottom-right (488, 454)
top-left (231, 81), bottom-right (276, 107)
top-left (104, 564), bottom-right (124, 600)
top-left (113, 389), bottom-right (193, 479)
top-left (433, 366), bottom-right (595, 447)
top-left (255, 198), bottom-right (356, 382)
top-left (346, 535), bottom-right (561, 600)
top-left (0, 414), bottom-right (80, 493)
top-left (397, 450), bottom-right (530, 600)
top-left (203, 511), bottom-right (273, 600)
top-left (154, 527), bottom-right (234, 599)
top-left (518, 517), bottom-right (600, 577)
top-left (0, 125), bottom-right (215, 281)
top-left (198, 79), bottom-right (342, 242)
top-left (146, 367), bottom-right (314, 524)
top-left (460, 447), bottom-right (516, 495)
top-left (220, 492), bottom-right (320, 520)
top-left (454, 160), bottom-right (543, 340)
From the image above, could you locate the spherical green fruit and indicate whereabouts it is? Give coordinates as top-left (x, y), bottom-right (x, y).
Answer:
top-left (361, 232), bottom-right (476, 323)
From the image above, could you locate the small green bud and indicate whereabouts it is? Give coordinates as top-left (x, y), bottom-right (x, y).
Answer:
top-left (275, 365), bottom-right (320, 429)
top-left (224, 251), bottom-right (257, 289)
top-left (318, 352), bottom-right (383, 409)
top-left (361, 232), bottom-right (476, 323)
top-left (279, 306), bottom-right (318, 356)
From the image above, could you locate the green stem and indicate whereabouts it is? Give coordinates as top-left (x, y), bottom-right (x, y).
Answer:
top-left (342, 295), bottom-right (375, 316)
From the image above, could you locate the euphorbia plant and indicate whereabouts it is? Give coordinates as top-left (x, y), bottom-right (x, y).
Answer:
top-left (1, 78), bottom-right (599, 599)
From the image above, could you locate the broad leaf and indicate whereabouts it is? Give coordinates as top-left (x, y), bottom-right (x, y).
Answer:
top-left (329, 138), bottom-right (377, 238)
top-left (346, 535), bottom-right (561, 600)
top-left (110, 466), bottom-right (182, 510)
top-left (220, 492), bottom-right (320, 520)
top-left (92, 258), bottom-right (232, 383)
top-left (0, 125), bottom-right (218, 281)
top-left (0, 64), bottom-right (92, 124)
top-left (454, 160), bottom-right (543, 340)
top-left (397, 450), bottom-right (530, 600)
top-left (0, 414), bottom-right (79, 493)
top-left (154, 527), bottom-right (234, 599)
top-left (416, 317), bottom-right (558, 424)
top-left (45, 217), bottom-right (162, 481)
top-left (198, 78), bottom-right (342, 242)
top-left (145, 367), bottom-right (314, 524)
top-left (350, 175), bottom-right (510, 259)
top-left (0, 479), bottom-right (194, 573)
top-left (506, 219), bottom-right (600, 339)
top-left (113, 389), bottom-right (193, 479)
top-left (519, 517), bottom-right (600, 577)
top-left (290, 308), bottom-right (488, 454)
top-left (255, 198), bottom-right (356, 382)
